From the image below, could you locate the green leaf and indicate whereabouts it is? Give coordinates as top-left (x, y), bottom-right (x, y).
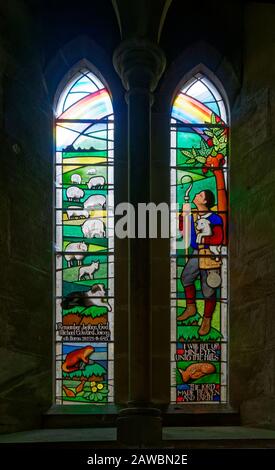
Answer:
top-left (200, 140), bottom-right (209, 157)
top-left (181, 150), bottom-right (193, 158)
top-left (204, 130), bottom-right (213, 138)
top-left (211, 150), bottom-right (217, 156)
top-left (211, 113), bottom-right (216, 125)
top-left (212, 127), bottom-right (221, 136)
top-left (219, 143), bottom-right (227, 150)
top-left (186, 158), bottom-right (196, 164)
top-left (192, 147), bottom-right (197, 157)
top-left (196, 156), bottom-right (206, 163)
top-left (97, 392), bottom-right (103, 401)
top-left (213, 135), bottom-right (219, 146)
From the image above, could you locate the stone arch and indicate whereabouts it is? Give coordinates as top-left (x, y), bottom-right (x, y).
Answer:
top-left (156, 40), bottom-right (240, 113)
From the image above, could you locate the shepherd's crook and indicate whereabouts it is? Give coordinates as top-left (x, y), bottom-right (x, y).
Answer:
top-left (181, 175), bottom-right (193, 255)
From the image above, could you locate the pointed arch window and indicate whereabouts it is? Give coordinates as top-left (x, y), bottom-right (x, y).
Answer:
top-left (170, 72), bottom-right (228, 403)
top-left (54, 68), bottom-right (114, 404)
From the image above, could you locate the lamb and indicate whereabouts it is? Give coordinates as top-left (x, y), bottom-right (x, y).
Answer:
top-left (87, 176), bottom-right (105, 189)
top-left (83, 194), bottom-right (106, 210)
top-left (66, 186), bottom-right (84, 202)
top-left (81, 218), bottom-right (106, 238)
top-left (196, 217), bottom-right (212, 244)
top-left (67, 206), bottom-right (90, 220)
top-left (196, 217), bottom-right (221, 260)
top-left (87, 168), bottom-right (97, 175)
top-left (61, 283), bottom-right (112, 311)
top-left (64, 242), bottom-right (88, 267)
top-left (78, 261), bottom-right (99, 280)
top-left (71, 173), bottom-right (81, 184)
top-left (66, 206), bottom-right (89, 220)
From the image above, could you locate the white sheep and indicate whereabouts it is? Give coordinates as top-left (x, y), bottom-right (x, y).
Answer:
top-left (87, 176), bottom-right (105, 189)
top-left (64, 242), bottom-right (88, 267)
top-left (78, 261), bottom-right (99, 280)
top-left (83, 194), bottom-right (106, 210)
top-left (87, 168), bottom-right (97, 175)
top-left (66, 206), bottom-right (89, 220)
top-left (196, 217), bottom-right (221, 260)
top-left (71, 174), bottom-right (81, 184)
top-left (196, 218), bottom-right (212, 244)
top-left (81, 219), bottom-right (106, 238)
top-left (66, 186), bottom-right (84, 202)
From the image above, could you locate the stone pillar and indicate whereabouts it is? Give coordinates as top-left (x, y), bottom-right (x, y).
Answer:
top-left (113, 39), bottom-right (166, 446)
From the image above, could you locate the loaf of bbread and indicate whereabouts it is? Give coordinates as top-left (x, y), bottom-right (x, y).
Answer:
top-left (179, 362), bottom-right (216, 383)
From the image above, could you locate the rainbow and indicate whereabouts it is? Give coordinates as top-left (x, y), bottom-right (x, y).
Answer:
top-left (172, 93), bottom-right (214, 125)
top-left (59, 88), bottom-right (113, 120)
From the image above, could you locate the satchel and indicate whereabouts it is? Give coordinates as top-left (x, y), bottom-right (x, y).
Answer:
top-left (198, 247), bottom-right (222, 270)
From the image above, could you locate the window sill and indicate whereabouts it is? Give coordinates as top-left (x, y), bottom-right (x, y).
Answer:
top-left (162, 404), bottom-right (240, 426)
top-left (43, 403), bottom-right (239, 428)
top-left (43, 404), bottom-right (122, 428)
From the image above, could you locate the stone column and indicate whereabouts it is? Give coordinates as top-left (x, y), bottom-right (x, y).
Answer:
top-left (113, 39), bottom-right (166, 446)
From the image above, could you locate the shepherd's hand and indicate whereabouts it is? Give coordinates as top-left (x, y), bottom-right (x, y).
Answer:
top-left (181, 202), bottom-right (191, 216)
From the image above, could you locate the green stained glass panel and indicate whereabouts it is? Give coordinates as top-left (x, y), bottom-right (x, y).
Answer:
top-left (55, 68), bottom-right (114, 404)
top-left (170, 73), bottom-right (228, 404)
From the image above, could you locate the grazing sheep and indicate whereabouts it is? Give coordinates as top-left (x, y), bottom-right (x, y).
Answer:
top-left (71, 174), bottom-right (81, 184)
top-left (82, 219), bottom-right (105, 238)
top-left (64, 242), bottom-right (88, 267)
top-left (66, 186), bottom-right (84, 202)
top-left (78, 261), bottom-right (99, 280)
top-left (67, 206), bottom-right (89, 220)
top-left (87, 168), bottom-right (97, 175)
top-left (83, 194), bottom-right (106, 210)
top-left (87, 176), bottom-right (105, 189)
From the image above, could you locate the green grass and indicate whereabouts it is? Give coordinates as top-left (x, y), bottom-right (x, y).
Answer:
top-left (63, 162), bottom-right (107, 186)
top-left (63, 264), bottom-right (107, 283)
top-left (177, 325), bottom-right (223, 342)
top-left (62, 306), bottom-right (85, 315)
top-left (177, 312), bottom-right (201, 326)
top-left (82, 306), bottom-right (108, 317)
top-left (63, 363), bottom-right (107, 379)
top-left (62, 305), bottom-right (108, 318)
top-left (177, 299), bottom-right (220, 332)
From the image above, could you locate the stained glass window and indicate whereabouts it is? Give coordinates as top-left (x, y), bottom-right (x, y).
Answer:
top-left (170, 73), bottom-right (228, 403)
top-left (55, 68), bottom-right (114, 404)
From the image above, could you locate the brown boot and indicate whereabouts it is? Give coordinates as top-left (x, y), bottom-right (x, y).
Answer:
top-left (177, 303), bottom-right (197, 321)
top-left (198, 317), bottom-right (211, 336)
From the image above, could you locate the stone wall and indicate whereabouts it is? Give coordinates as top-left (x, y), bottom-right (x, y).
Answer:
top-left (230, 3), bottom-right (275, 427)
top-left (1, 0), bottom-right (275, 433)
top-left (0, 0), bottom-right (53, 433)
top-left (0, 0), bottom-right (127, 433)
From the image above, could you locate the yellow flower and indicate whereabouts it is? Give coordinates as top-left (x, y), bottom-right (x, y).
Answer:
top-left (97, 383), bottom-right (103, 390)
top-left (90, 381), bottom-right (96, 387)
top-left (91, 386), bottom-right (97, 393)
